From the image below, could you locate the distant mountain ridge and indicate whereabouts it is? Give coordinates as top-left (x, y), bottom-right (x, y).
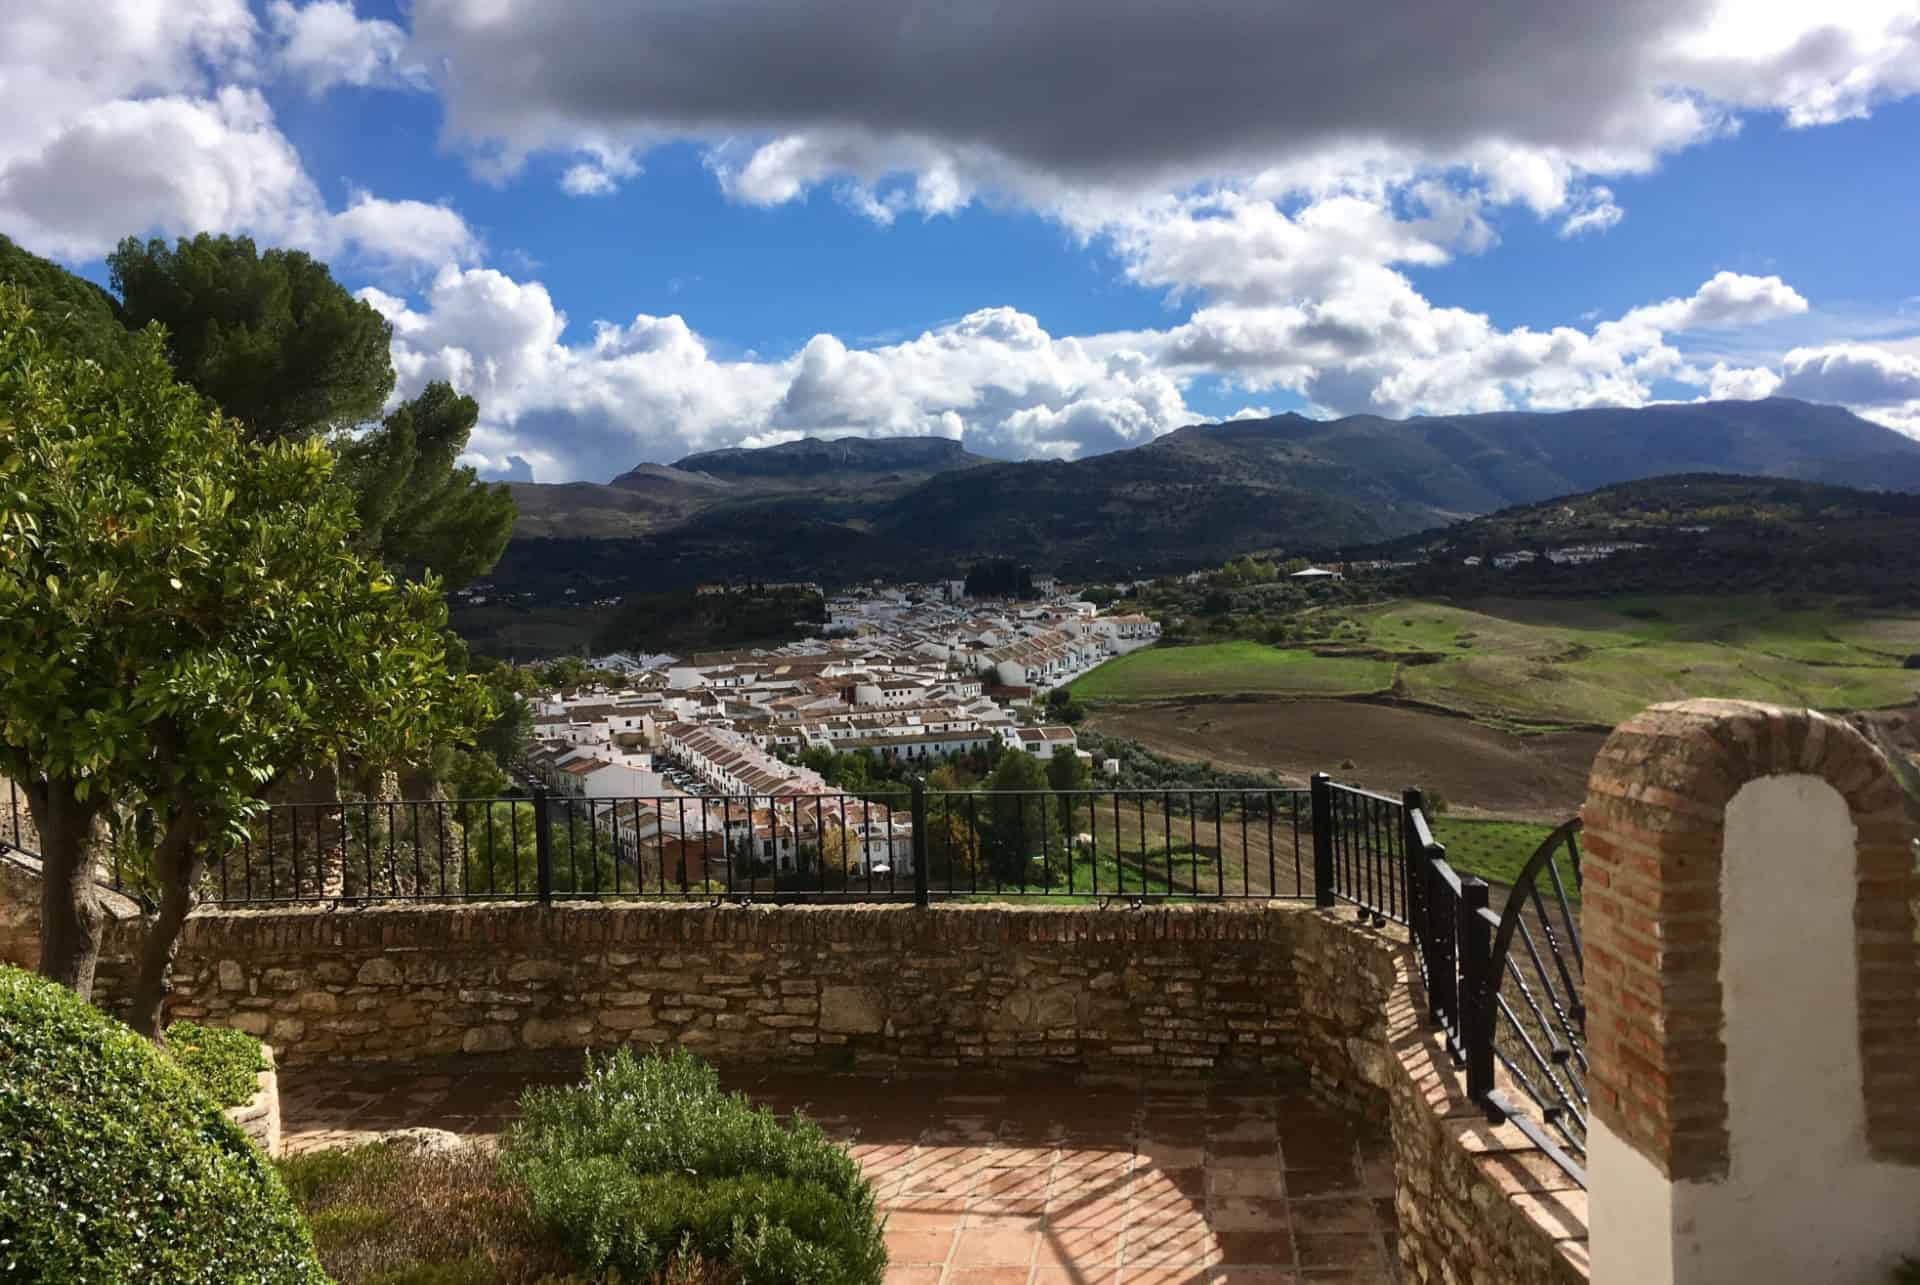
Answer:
top-left (495, 398), bottom-right (1920, 586)
top-left (511, 435), bottom-right (989, 537)
top-left (670, 434), bottom-right (984, 483)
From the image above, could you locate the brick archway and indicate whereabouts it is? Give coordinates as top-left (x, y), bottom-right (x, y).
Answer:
top-left (1581, 698), bottom-right (1920, 1181)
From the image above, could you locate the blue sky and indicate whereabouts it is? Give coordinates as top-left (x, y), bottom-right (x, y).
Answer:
top-left (5, 1), bottom-right (1920, 480)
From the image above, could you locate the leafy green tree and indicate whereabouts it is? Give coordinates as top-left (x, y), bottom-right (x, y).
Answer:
top-left (539, 656), bottom-right (592, 691)
top-left (982, 751), bottom-right (1048, 882)
top-left (335, 381), bottom-right (515, 588)
top-left (923, 807), bottom-right (981, 887)
top-left (1045, 750), bottom-right (1092, 838)
top-left (0, 291), bottom-right (487, 1029)
top-left (461, 803), bottom-right (621, 896)
top-left (470, 660), bottom-right (534, 772)
top-left (107, 234), bottom-right (394, 443)
top-left (0, 235), bottom-right (131, 363)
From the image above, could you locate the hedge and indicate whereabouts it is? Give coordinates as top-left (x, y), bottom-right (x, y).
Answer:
top-left (0, 966), bottom-right (325, 1282)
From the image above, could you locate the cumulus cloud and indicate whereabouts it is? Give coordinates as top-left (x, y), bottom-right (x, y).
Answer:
top-left (411, 0), bottom-right (1920, 228)
top-left (365, 267), bottom-right (1197, 480)
top-left (1618, 271), bottom-right (1810, 333)
top-left (1705, 362), bottom-right (1784, 400)
top-left (268, 0), bottom-right (423, 94)
top-left (0, 0), bottom-right (470, 268)
top-left (1777, 344), bottom-right (1920, 404)
top-left (362, 255), bottom-right (1837, 480)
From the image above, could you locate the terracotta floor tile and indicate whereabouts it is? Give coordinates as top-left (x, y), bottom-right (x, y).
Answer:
top-left (1047, 1195), bottom-right (1135, 1228)
top-left (1034, 1222), bottom-right (1126, 1268)
top-left (947, 1268), bottom-right (1033, 1285)
top-left (1292, 1233), bottom-right (1386, 1272)
top-left (1210, 1139), bottom-right (1282, 1167)
top-left (952, 1214), bottom-right (1044, 1267)
top-left (1211, 1168), bottom-right (1286, 1199)
top-left (1211, 1196), bottom-right (1287, 1230)
top-left (884, 1221), bottom-right (961, 1266)
top-left (1125, 1220), bottom-right (1220, 1266)
top-left (882, 1269), bottom-right (944, 1285)
top-left (1035, 1267), bottom-right (1121, 1285)
top-left (1287, 1200), bottom-right (1377, 1236)
top-left (1121, 1261), bottom-right (1230, 1283)
top-left (1282, 1167), bottom-right (1364, 1199)
top-left (1215, 1229), bottom-right (1293, 1266)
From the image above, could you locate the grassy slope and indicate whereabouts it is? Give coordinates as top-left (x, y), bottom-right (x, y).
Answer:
top-left (1071, 596), bottom-right (1920, 734)
top-left (1066, 641), bottom-right (1394, 701)
top-left (1429, 817), bottom-right (1566, 893)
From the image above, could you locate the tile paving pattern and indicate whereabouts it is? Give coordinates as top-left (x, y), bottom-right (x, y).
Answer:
top-left (282, 1065), bottom-right (1401, 1285)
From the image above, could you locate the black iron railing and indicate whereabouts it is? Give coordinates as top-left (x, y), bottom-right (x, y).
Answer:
top-left (200, 782), bottom-right (1317, 907)
top-left (8, 763), bottom-right (1585, 1180)
top-left (1, 778), bottom-right (34, 862)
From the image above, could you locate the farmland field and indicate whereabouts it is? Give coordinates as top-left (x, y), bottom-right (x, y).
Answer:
top-left (1074, 593), bottom-right (1920, 821)
top-left (1065, 641), bottom-right (1394, 702)
top-left (1071, 595), bottom-right (1920, 733)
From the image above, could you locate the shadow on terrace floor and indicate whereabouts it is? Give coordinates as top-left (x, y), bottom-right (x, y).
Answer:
top-left (282, 1063), bottom-right (1400, 1285)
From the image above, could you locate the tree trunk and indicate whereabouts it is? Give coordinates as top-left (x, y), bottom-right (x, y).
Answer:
top-left (126, 813), bottom-right (202, 1040)
top-left (28, 778), bottom-right (109, 1000)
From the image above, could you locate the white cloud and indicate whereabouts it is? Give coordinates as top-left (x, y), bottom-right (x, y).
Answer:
top-left (0, 0), bottom-right (469, 269)
top-left (0, 89), bottom-right (318, 261)
top-left (368, 267), bottom-right (1198, 480)
top-left (1617, 271), bottom-right (1810, 333)
top-left (328, 191), bottom-right (481, 267)
top-left (1559, 186), bottom-right (1624, 237)
top-left (268, 0), bottom-right (422, 94)
top-left (1778, 344), bottom-right (1920, 405)
top-left (1705, 362), bottom-right (1784, 400)
top-left (411, 0), bottom-right (1920, 238)
top-left (366, 254), bottom-right (1838, 480)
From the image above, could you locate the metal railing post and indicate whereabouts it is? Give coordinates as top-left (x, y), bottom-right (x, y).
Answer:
top-left (533, 788), bottom-right (554, 905)
top-left (1401, 787), bottom-right (1426, 949)
top-left (910, 777), bottom-right (930, 908)
top-left (1310, 772), bottom-right (1335, 907)
top-left (1460, 875), bottom-right (1495, 1102)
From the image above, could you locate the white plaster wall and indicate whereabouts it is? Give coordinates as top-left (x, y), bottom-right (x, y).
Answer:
top-left (1597, 775), bottom-right (1920, 1285)
top-left (1588, 1117), bottom-right (1675, 1285)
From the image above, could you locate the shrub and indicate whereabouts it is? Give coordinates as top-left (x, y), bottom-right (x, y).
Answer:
top-left (0, 965), bottom-right (325, 1282)
top-left (503, 1048), bottom-right (886, 1285)
top-left (166, 1020), bottom-right (268, 1108)
top-left (277, 1141), bottom-right (577, 1284)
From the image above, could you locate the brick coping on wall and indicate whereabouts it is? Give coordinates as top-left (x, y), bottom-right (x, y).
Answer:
top-left (0, 885), bottom-right (1587, 1283)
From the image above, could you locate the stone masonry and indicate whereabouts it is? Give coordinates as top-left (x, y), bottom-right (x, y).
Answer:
top-left (0, 887), bottom-right (1588, 1282)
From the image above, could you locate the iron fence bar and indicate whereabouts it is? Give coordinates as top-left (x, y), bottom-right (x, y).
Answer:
top-left (1310, 774), bottom-right (1334, 906)
top-left (533, 788), bottom-right (553, 904)
top-left (1512, 916), bottom-right (1588, 1076)
top-left (1496, 987), bottom-right (1584, 1122)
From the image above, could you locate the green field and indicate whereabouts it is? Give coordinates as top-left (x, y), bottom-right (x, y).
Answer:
top-left (1066, 641), bottom-right (1394, 702)
top-left (1429, 817), bottom-right (1569, 896)
top-left (1071, 596), bottom-right (1920, 733)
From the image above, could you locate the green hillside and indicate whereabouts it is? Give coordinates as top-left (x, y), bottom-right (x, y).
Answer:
top-left (1068, 595), bottom-right (1920, 732)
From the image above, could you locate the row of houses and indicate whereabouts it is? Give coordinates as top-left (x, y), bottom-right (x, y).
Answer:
top-left (518, 588), bottom-right (1158, 879)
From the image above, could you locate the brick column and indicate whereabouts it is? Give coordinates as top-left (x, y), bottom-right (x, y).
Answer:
top-left (1582, 699), bottom-right (1920, 1285)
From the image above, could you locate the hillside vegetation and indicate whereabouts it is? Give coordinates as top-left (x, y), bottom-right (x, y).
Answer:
top-left (1069, 595), bottom-right (1920, 732)
top-left (492, 408), bottom-right (1920, 597)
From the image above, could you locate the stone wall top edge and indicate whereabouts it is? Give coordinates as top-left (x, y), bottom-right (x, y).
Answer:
top-left (168, 896), bottom-right (1340, 939)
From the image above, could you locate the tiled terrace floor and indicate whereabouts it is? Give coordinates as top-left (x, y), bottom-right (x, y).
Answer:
top-left (283, 1065), bottom-right (1401, 1285)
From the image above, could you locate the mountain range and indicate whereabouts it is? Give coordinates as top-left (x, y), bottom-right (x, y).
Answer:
top-left (493, 398), bottom-right (1920, 591)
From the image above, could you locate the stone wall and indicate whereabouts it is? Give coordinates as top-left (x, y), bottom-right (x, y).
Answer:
top-left (93, 902), bottom-right (1391, 1083)
top-left (0, 883), bottom-right (1587, 1282)
top-left (225, 1044), bottom-right (282, 1158)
